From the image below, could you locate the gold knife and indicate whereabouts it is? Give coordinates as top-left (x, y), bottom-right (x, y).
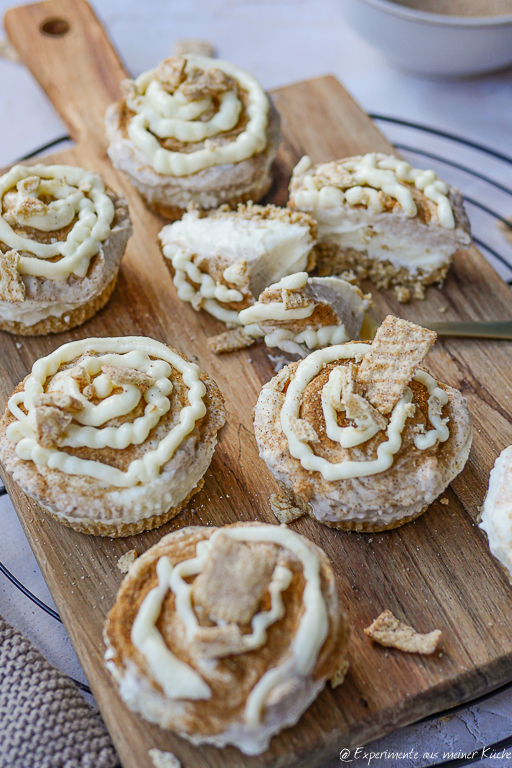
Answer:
top-left (361, 316), bottom-right (512, 341)
top-left (421, 321), bottom-right (512, 339)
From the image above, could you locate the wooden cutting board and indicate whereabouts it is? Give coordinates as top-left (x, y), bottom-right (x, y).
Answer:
top-left (2, 1), bottom-right (512, 767)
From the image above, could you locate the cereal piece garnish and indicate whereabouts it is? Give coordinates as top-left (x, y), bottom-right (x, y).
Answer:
top-left (148, 749), bottom-right (181, 768)
top-left (357, 315), bottom-right (437, 414)
top-left (0, 249), bottom-right (25, 302)
top-left (193, 533), bottom-right (276, 624)
top-left (117, 549), bottom-right (138, 574)
top-left (337, 363), bottom-right (387, 432)
top-left (330, 658), bottom-right (350, 688)
top-left (270, 493), bottom-right (305, 524)
top-left (70, 365), bottom-right (91, 390)
top-left (192, 624), bottom-right (247, 659)
top-left (153, 56), bottom-right (186, 91)
top-left (33, 393), bottom-right (84, 449)
top-left (207, 327), bottom-right (255, 354)
top-left (33, 392), bottom-right (84, 413)
top-left (180, 67), bottom-right (235, 101)
top-left (33, 409), bottom-right (70, 449)
top-left (364, 609), bottom-right (441, 654)
top-left (101, 365), bottom-right (155, 391)
top-left (3, 177), bottom-right (48, 225)
top-left (282, 288), bottom-right (311, 311)
top-left (291, 417), bottom-right (319, 444)
top-left (17, 175), bottom-right (40, 196)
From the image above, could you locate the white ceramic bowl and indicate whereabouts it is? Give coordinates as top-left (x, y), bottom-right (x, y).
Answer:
top-left (340, 0), bottom-right (512, 77)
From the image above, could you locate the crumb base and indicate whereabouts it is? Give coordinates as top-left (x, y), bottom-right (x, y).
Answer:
top-left (314, 243), bottom-right (451, 301)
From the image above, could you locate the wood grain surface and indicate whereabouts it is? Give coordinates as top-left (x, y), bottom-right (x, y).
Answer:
top-left (1, 2), bottom-right (512, 767)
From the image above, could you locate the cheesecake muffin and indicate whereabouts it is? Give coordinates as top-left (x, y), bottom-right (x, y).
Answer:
top-left (0, 163), bottom-right (131, 335)
top-left (0, 336), bottom-right (225, 536)
top-left (159, 203), bottom-right (316, 324)
top-left (289, 153), bottom-right (471, 302)
top-left (208, 271), bottom-right (371, 356)
top-left (106, 54), bottom-right (281, 219)
top-left (254, 315), bottom-right (472, 531)
top-left (104, 521), bottom-right (349, 754)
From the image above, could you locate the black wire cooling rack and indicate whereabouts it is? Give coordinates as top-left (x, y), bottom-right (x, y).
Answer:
top-left (1, 118), bottom-right (512, 767)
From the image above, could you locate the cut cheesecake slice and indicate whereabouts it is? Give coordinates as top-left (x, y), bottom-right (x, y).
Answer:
top-left (159, 203), bottom-right (316, 324)
top-left (288, 153), bottom-right (471, 302)
top-left (207, 271), bottom-right (371, 356)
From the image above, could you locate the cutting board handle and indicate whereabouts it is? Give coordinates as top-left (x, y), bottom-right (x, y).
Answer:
top-left (4, 0), bottom-right (128, 150)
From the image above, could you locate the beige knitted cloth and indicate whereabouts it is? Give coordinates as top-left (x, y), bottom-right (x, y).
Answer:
top-left (0, 615), bottom-right (120, 768)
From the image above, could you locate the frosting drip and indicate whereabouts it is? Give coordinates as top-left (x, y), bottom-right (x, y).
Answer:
top-left (167, 245), bottom-right (244, 310)
top-left (6, 337), bottom-right (207, 488)
top-left (0, 165), bottom-right (115, 279)
top-left (125, 55), bottom-right (269, 176)
top-left (280, 344), bottom-right (450, 480)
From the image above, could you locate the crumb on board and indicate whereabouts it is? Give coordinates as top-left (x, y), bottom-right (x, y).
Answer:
top-left (439, 497), bottom-right (449, 506)
top-left (269, 493), bottom-right (304, 524)
top-left (330, 658), bottom-right (350, 688)
top-left (148, 749), bottom-right (181, 768)
top-left (117, 549), bottom-right (138, 574)
top-left (207, 327), bottom-right (255, 354)
top-left (393, 285), bottom-right (410, 303)
top-left (364, 609), bottom-right (442, 655)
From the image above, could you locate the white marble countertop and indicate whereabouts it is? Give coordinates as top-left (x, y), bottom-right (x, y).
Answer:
top-left (0, 1), bottom-right (512, 766)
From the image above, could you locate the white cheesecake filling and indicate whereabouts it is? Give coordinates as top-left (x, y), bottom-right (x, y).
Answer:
top-left (322, 227), bottom-right (453, 274)
top-left (160, 212), bottom-right (313, 322)
top-left (311, 206), bottom-right (455, 274)
top-left (0, 299), bottom-right (80, 326)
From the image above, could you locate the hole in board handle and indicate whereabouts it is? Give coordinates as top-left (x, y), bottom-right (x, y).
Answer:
top-left (40, 17), bottom-right (70, 36)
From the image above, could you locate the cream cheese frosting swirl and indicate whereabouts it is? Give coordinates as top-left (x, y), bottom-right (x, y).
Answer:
top-left (0, 165), bottom-right (115, 279)
top-left (292, 153), bottom-right (455, 229)
top-left (281, 344), bottom-right (449, 481)
top-left (125, 54), bottom-right (269, 176)
top-left (130, 524), bottom-right (328, 726)
top-left (6, 337), bottom-right (207, 488)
